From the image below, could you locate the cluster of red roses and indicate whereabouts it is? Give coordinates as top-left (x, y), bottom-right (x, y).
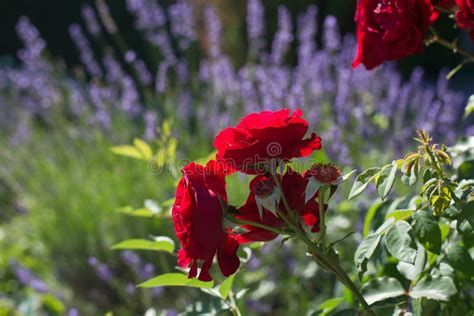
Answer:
top-left (171, 109), bottom-right (342, 281)
top-left (353, 0), bottom-right (474, 70)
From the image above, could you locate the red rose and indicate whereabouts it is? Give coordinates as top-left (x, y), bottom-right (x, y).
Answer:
top-left (352, 0), bottom-right (436, 70)
top-left (235, 170), bottom-right (323, 242)
top-left (455, 0), bottom-right (474, 42)
top-left (282, 170), bottom-right (324, 233)
top-left (213, 109), bottom-right (321, 174)
top-left (172, 160), bottom-right (240, 281)
top-left (235, 175), bottom-right (285, 243)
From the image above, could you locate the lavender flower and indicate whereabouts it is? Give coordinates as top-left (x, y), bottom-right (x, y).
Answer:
top-left (95, 0), bottom-right (117, 34)
top-left (10, 261), bottom-right (49, 293)
top-left (87, 257), bottom-right (114, 282)
top-left (323, 16), bottom-right (341, 51)
top-left (81, 5), bottom-right (101, 36)
top-left (204, 6), bottom-right (222, 58)
top-left (271, 6), bottom-right (293, 65)
top-left (69, 24), bottom-right (102, 78)
top-left (247, 0), bottom-right (265, 58)
top-left (168, 0), bottom-right (196, 50)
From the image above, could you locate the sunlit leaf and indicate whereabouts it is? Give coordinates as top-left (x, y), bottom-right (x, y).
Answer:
top-left (349, 168), bottom-right (380, 200)
top-left (361, 277), bottom-right (405, 305)
top-left (112, 238), bottom-right (175, 253)
top-left (318, 297), bottom-right (345, 316)
top-left (376, 162), bottom-right (398, 200)
top-left (410, 276), bottom-right (456, 301)
top-left (133, 138), bottom-right (153, 160)
top-left (138, 273), bottom-right (214, 288)
top-left (111, 145), bottom-right (143, 160)
top-left (217, 275), bottom-right (235, 299)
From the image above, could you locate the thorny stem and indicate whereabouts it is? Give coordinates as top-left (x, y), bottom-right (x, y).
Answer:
top-left (428, 27), bottom-right (474, 63)
top-left (317, 187), bottom-right (327, 247)
top-left (224, 213), bottom-right (287, 235)
top-left (269, 172), bottom-right (375, 315)
top-left (227, 290), bottom-right (242, 316)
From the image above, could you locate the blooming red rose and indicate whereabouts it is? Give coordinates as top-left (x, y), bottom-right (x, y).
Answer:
top-left (213, 109), bottom-right (321, 174)
top-left (235, 170), bottom-right (323, 242)
top-left (455, 0), bottom-right (474, 42)
top-left (353, 0), bottom-right (436, 70)
top-left (172, 160), bottom-right (240, 281)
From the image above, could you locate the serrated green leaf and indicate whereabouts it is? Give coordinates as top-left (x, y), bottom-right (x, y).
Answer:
top-left (138, 273), bottom-right (214, 288)
top-left (354, 234), bottom-right (381, 277)
top-left (217, 275), bottom-right (234, 299)
top-left (376, 162), bottom-right (398, 200)
top-left (361, 277), bottom-right (406, 305)
top-left (384, 220), bottom-right (418, 263)
top-left (111, 238), bottom-right (175, 253)
top-left (411, 211), bottom-right (441, 255)
top-left (349, 168), bottom-right (380, 200)
top-left (410, 276), bottom-right (456, 301)
top-left (447, 245), bottom-right (474, 277)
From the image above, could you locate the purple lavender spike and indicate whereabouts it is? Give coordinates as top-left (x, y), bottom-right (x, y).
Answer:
top-left (81, 5), bottom-right (101, 36)
top-left (69, 24), bottom-right (102, 78)
top-left (204, 6), bottom-right (222, 58)
top-left (247, 0), bottom-right (265, 58)
top-left (168, 0), bottom-right (196, 50)
top-left (323, 16), bottom-right (341, 51)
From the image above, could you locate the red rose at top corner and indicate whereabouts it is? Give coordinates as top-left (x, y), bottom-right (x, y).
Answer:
top-left (172, 160), bottom-right (240, 281)
top-left (213, 109), bottom-right (321, 174)
top-left (455, 0), bottom-right (474, 42)
top-left (352, 0), bottom-right (436, 70)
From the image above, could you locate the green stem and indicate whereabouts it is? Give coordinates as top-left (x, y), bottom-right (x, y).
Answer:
top-left (317, 187), bottom-right (327, 247)
top-left (227, 290), bottom-right (242, 316)
top-left (224, 213), bottom-right (287, 236)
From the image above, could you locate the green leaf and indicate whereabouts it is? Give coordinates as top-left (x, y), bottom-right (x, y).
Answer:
top-left (457, 201), bottom-right (474, 238)
top-left (447, 245), bottom-right (474, 277)
top-left (217, 275), bottom-right (234, 299)
top-left (411, 211), bottom-right (442, 255)
top-left (349, 168), bottom-right (380, 200)
top-left (385, 209), bottom-right (414, 221)
top-left (364, 201), bottom-right (382, 237)
top-left (410, 276), bottom-right (457, 301)
top-left (133, 138), bottom-right (153, 160)
top-left (384, 220), bottom-right (418, 263)
top-left (354, 234), bottom-right (381, 278)
top-left (376, 162), bottom-right (398, 200)
top-left (111, 238), bottom-right (175, 253)
top-left (138, 273), bottom-right (214, 288)
top-left (396, 243), bottom-right (426, 281)
top-left (318, 297), bottom-right (345, 316)
top-left (361, 277), bottom-right (406, 305)
top-left (111, 145), bottom-right (143, 160)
